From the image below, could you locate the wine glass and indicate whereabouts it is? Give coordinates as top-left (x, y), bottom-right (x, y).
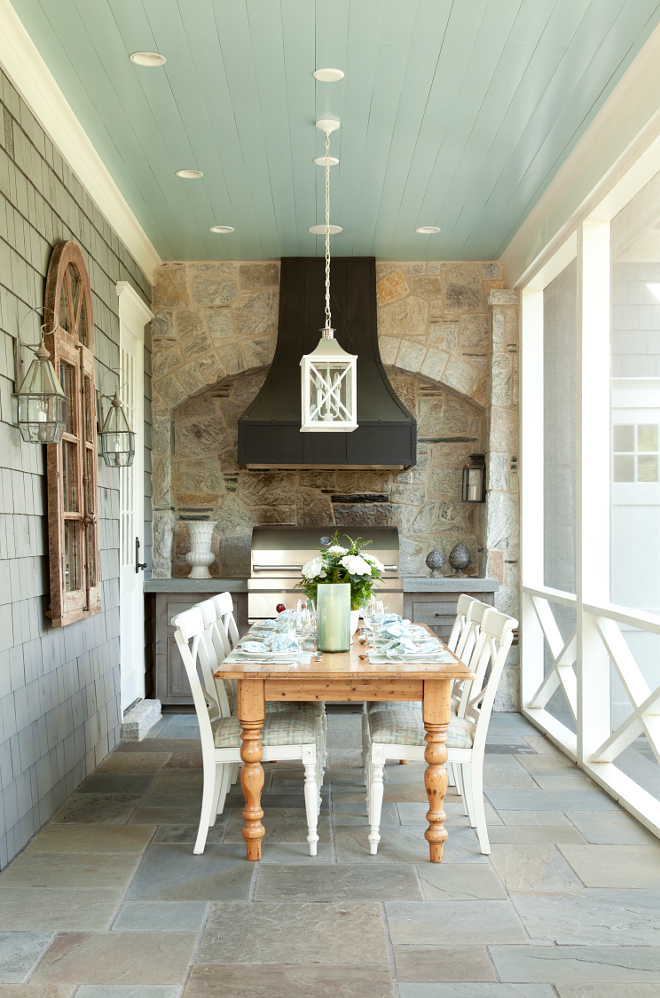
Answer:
top-left (362, 598), bottom-right (376, 649)
top-left (289, 607), bottom-right (312, 663)
top-left (372, 600), bottom-right (386, 647)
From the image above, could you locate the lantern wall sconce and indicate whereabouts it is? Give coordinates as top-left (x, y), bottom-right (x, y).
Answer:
top-left (12, 306), bottom-right (68, 444)
top-left (462, 454), bottom-right (486, 503)
top-left (97, 370), bottom-right (136, 467)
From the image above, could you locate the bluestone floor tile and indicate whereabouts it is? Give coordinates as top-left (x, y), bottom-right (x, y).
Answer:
top-left (76, 775), bottom-right (156, 795)
top-left (398, 987), bottom-right (556, 998)
top-left (332, 801), bottom-right (400, 826)
top-left (565, 810), bottom-right (658, 844)
top-left (222, 793), bottom-right (328, 810)
top-left (255, 864), bottom-right (422, 901)
top-left (334, 825), bottom-right (486, 864)
top-left (0, 890), bottom-right (122, 931)
top-left (24, 825), bottom-right (154, 855)
top-left (224, 808), bottom-right (331, 842)
top-left (250, 842), bottom-right (335, 863)
top-left (197, 901), bottom-right (389, 965)
top-left (152, 822), bottom-right (228, 844)
top-left (486, 789), bottom-right (619, 811)
top-left (129, 807), bottom-right (203, 826)
top-left (490, 945), bottom-right (660, 983)
top-left (0, 854), bottom-right (140, 891)
top-left (393, 946), bottom-right (495, 983)
top-left (499, 809), bottom-right (572, 826)
top-left (0, 933), bottom-right (53, 984)
top-left (385, 900), bottom-right (526, 945)
top-left (147, 771), bottom-right (205, 795)
top-left (95, 753), bottom-right (171, 775)
top-left (120, 740), bottom-right (200, 753)
top-left (163, 752), bottom-right (203, 769)
top-left (183, 964), bottom-right (395, 998)
top-left (32, 933), bottom-right (197, 986)
top-left (415, 864), bottom-right (507, 900)
top-left (51, 795), bottom-right (141, 825)
top-left (487, 825), bottom-right (585, 844)
top-left (554, 986), bottom-right (660, 997)
top-left (397, 801), bottom-right (501, 826)
top-left (141, 794), bottom-right (201, 811)
top-left (558, 844), bottom-right (660, 888)
top-left (0, 984), bottom-right (75, 997)
top-left (490, 844), bottom-right (584, 891)
top-left (75, 989), bottom-right (181, 998)
top-left (511, 889), bottom-right (660, 944)
top-left (125, 844), bottom-right (253, 901)
top-left (112, 902), bottom-right (208, 932)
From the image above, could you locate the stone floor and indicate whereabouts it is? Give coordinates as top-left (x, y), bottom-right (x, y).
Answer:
top-left (1, 709), bottom-right (660, 997)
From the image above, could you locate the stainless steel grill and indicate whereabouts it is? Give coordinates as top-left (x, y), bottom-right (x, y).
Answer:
top-left (247, 526), bottom-right (403, 620)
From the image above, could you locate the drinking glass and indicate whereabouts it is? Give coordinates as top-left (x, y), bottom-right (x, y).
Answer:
top-left (362, 598), bottom-right (376, 649)
top-left (372, 600), bottom-right (386, 647)
top-left (289, 607), bottom-right (312, 663)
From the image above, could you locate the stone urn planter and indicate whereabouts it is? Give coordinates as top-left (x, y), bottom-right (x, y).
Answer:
top-left (185, 521), bottom-right (215, 579)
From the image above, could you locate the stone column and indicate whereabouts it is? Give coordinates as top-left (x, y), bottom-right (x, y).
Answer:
top-left (485, 289), bottom-right (520, 710)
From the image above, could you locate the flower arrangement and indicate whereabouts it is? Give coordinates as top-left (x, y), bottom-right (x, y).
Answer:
top-left (298, 531), bottom-right (384, 610)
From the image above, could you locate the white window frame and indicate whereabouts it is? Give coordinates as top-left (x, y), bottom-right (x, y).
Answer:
top-left (520, 150), bottom-right (660, 838)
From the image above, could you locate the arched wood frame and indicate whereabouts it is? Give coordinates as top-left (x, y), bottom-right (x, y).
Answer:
top-left (44, 240), bottom-right (101, 626)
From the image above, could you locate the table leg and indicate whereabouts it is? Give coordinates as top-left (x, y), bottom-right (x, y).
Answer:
top-left (238, 678), bottom-right (265, 861)
top-left (423, 678), bottom-right (450, 863)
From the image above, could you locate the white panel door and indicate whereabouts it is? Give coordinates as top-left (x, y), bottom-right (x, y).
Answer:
top-left (116, 282), bottom-right (152, 712)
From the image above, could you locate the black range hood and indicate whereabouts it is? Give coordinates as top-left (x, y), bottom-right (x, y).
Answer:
top-left (238, 256), bottom-right (416, 469)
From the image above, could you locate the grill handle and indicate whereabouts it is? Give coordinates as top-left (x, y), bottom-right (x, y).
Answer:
top-left (252, 564), bottom-right (303, 572)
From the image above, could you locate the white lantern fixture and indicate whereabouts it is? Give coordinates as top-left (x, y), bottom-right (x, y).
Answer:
top-left (300, 119), bottom-right (357, 433)
top-left (98, 369), bottom-right (136, 468)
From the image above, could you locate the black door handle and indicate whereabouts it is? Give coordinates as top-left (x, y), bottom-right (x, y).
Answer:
top-left (136, 537), bottom-right (147, 573)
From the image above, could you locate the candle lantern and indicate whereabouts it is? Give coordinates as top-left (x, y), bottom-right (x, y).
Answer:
top-left (99, 392), bottom-right (136, 467)
top-left (462, 454), bottom-right (486, 503)
top-left (12, 339), bottom-right (68, 444)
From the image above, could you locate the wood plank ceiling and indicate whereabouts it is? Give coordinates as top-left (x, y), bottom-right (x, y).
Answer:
top-left (11, 0), bottom-right (660, 260)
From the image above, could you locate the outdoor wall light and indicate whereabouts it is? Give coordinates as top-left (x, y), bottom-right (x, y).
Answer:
top-left (97, 370), bottom-right (135, 467)
top-left (462, 454), bottom-right (486, 503)
top-left (12, 307), bottom-right (68, 443)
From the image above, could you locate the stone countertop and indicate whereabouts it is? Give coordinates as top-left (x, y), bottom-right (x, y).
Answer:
top-left (144, 578), bottom-right (248, 593)
top-left (402, 577), bottom-right (498, 592)
top-left (145, 577), bottom-right (498, 594)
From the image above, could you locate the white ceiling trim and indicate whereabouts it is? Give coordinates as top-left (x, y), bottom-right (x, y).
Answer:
top-left (0, 0), bottom-right (161, 280)
top-left (116, 281), bottom-right (154, 327)
top-left (501, 19), bottom-right (660, 289)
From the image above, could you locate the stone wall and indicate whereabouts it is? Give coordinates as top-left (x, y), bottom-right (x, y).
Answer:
top-left (150, 259), bottom-right (520, 707)
top-left (0, 70), bottom-right (152, 867)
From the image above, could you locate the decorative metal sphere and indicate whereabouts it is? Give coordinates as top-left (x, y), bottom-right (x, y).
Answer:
top-left (425, 549), bottom-right (444, 577)
top-left (448, 543), bottom-right (471, 575)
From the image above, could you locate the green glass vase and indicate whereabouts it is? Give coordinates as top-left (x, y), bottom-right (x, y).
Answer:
top-left (316, 583), bottom-right (351, 652)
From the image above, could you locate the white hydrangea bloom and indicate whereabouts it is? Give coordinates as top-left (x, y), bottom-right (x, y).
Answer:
top-left (363, 553), bottom-right (384, 572)
top-left (327, 545), bottom-right (348, 556)
top-left (302, 556), bottom-right (326, 580)
top-left (340, 554), bottom-right (373, 576)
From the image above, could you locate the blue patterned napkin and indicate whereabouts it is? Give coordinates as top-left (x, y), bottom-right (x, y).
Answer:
top-left (269, 634), bottom-right (298, 652)
top-left (382, 636), bottom-right (445, 660)
top-left (240, 640), bottom-right (269, 653)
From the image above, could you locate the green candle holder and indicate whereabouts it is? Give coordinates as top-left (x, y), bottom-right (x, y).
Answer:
top-left (316, 583), bottom-right (351, 652)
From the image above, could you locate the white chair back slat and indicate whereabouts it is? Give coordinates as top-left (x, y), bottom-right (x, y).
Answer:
top-left (469, 610), bottom-right (517, 752)
top-left (447, 595), bottom-right (475, 654)
top-left (212, 593), bottom-right (240, 649)
top-left (172, 608), bottom-right (217, 752)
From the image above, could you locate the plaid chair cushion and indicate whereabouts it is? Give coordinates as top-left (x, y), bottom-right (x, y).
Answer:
top-left (366, 701), bottom-right (422, 714)
top-left (222, 681), bottom-right (321, 717)
top-left (368, 709), bottom-right (475, 749)
top-left (212, 710), bottom-right (317, 748)
top-left (266, 701), bottom-right (324, 716)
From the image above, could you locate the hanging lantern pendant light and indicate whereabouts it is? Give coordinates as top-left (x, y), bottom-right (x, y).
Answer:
top-left (300, 124), bottom-right (357, 433)
top-left (100, 391), bottom-right (136, 467)
top-left (12, 309), bottom-right (68, 444)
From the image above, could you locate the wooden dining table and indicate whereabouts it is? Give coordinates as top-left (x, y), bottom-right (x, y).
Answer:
top-left (215, 625), bottom-right (474, 864)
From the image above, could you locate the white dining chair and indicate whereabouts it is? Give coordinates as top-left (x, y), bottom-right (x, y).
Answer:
top-left (172, 605), bottom-right (324, 856)
top-left (363, 606), bottom-right (518, 855)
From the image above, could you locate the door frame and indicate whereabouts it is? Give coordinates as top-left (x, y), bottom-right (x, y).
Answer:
top-left (116, 281), bottom-right (153, 709)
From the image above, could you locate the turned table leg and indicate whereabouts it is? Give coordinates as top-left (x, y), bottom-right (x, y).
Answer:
top-left (238, 678), bottom-right (265, 861)
top-left (423, 678), bottom-right (450, 863)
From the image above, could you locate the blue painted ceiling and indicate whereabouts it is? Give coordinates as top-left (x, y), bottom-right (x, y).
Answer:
top-left (11, 0), bottom-right (660, 261)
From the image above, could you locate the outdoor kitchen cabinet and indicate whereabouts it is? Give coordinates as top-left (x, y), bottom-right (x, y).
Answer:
top-left (147, 585), bottom-right (248, 707)
top-left (403, 587), bottom-right (496, 642)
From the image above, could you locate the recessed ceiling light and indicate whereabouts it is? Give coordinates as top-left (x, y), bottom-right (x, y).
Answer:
top-left (129, 51), bottom-right (166, 67)
top-left (309, 224), bottom-right (342, 234)
top-left (416, 226), bottom-right (441, 234)
top-left (313, 68), bottom-right (344, 82)
top-left (176, 169), bottom-right (203, 179)
top-left (209, 225), bottom-right (234, 234)
top-left (314, 156), bottom-right (339, 167)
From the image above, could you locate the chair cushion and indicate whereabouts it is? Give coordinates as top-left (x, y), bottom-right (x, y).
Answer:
top-left (368, 709), bottom-right (475, 749)
top-left (366, 701), bottom-right (421, 714)
top-left (266, 701), bottom-right (324, 716)
top-left (212, 710), bottom-right (317, 748)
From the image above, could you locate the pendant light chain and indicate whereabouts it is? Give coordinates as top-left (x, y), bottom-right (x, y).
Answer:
top-left (324, 130), bottom-right (332, 332)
